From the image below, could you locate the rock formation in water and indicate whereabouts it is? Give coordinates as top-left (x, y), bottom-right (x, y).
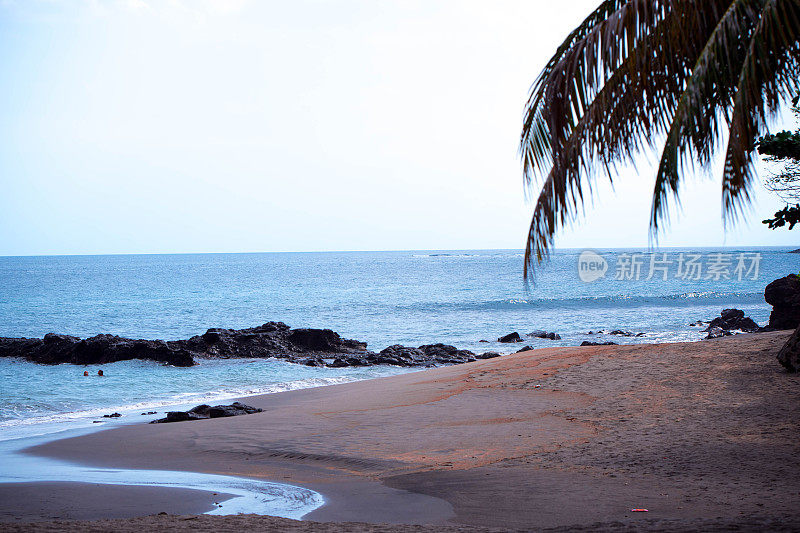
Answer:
top-left (527, 330), bottom-right (561, 340)
top-left (0, 321), bottom-right (502, 368)
top-left (0, 333), bottom-right (195, 367)
top-left (703, 309), bottom-right (760, 333)
top-left (497, 332), bottom-right (522, 343)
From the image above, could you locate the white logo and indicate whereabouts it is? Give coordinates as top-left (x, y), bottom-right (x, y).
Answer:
top-left (578, 250), bottom-right (607, 282)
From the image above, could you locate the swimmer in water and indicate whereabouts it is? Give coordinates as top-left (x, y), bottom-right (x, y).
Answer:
top-left (97, 369), bottom-right (104, 377)
top-left (83, 371), bottom-right (89, 376)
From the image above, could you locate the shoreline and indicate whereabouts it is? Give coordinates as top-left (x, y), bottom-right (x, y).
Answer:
top-left (0, 361), bottom-right (416, 443)
top-left (5, 331), bottom-right (800, 530)
top-left (0, 482), bottom-right (235, 523)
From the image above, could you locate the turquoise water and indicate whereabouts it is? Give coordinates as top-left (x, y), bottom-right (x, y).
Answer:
top-left (0, 358), bottom-right (412, 440)
top-left (0, 247), bottom-right (796, 437)
top-left (0, 247), bottom-right (795, 518)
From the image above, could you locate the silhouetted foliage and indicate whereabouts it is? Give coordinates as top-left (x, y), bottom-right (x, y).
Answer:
top-left (758, 130), bottom-right (800, 160)
top-left (520, 0), bottom-right (800, 278)
top-left (763, 204), bottom-right (800, 229)
top-left (758, 94), bottom-right (800, 229)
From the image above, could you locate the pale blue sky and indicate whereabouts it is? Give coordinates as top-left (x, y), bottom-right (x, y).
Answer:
top-left (0, 0), bottom-right (796, 256)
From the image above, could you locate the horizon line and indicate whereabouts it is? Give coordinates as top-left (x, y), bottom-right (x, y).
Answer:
top-left (0, 244), bottom-right (796, 259)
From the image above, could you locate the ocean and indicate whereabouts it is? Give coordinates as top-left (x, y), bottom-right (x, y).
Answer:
top-left (0, 247), bottom-right (796, 439)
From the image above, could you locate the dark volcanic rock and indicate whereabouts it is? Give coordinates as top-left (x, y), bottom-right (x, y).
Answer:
top-left (419, 344), bottom-right (477, 364)
top-left (0, 322), bottom-right (369, 368)
top-left (515, 345), bottom-right (533, 353)
top-left (765, 275), bottom-right (800, 330)
top-left (287, 328), bottom-right (367, 352)
top-left (702, 308), bottom-right (760, 333)
top-left (376, 344), bottom-right (428, 366)
top-left (180, 322), bottom-right (369, 360)
top-left (152, 402), bottom-right (262, 423)
top-left (0, 321), bottom-right (506, 369)
top-left (0, 334), bottom-right (194, 367)
top-left (329, 355), bottom-right (371, 368)
top-left (160, 411), bottom-right (196, 423)
top-left (372, 343), bottom-right (489, 366)
top-left (580, 341), bottom-right (618, 346)
top-left (608, 330), bottom-right (634, 337)
top-left (704, 326), bottom-right (732, 339)
top-left (527, 330), bottom-right (561, 340)
top-left (778, 326), bottom-right (800, 372)
top-left (586, 330), bottom-right (644, 336)
top-left (208, 403), bottom-right (262, 418)
top-left (497, 332), bottom-right (522, 343)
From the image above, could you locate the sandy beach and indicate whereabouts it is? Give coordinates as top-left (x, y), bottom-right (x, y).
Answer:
top-left (3, 331), bottom-right (800, 531)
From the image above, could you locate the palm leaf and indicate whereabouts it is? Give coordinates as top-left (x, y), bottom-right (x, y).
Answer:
top-left (522, 0), bottom-right (734, 276)
top-left (722, 0), bottom-right (800, 225)
top-left (521, 0), bottom-right (800, 280)
top-left (650, 0), bottom-right (761, 237)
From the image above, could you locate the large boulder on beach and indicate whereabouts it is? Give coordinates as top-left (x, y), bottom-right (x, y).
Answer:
top-left (777, 326), bottom-right (800, 372)
top-left (765, 275), bottom-right (800, 330)
top-left (208, 402), bottom-right (262, 418)
top-left (151, 402), bottom-right (262, 423)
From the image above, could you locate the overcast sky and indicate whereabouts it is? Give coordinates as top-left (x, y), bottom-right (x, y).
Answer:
top-left (0, 0), bottom-right (796, 256)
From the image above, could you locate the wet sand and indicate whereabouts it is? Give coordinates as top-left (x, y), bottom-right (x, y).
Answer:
top-left (0, 482), bottom-right (233, 522)
top-left (4, 331), bottom-right (800, 531)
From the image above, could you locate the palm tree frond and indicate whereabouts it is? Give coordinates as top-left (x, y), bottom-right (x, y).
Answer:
top-left (523, 0), bottom-right (733, 276)
top-left (722, 0), bottom-right (800, 226)
top-left (522, 0), bottom-right (800, 280)
top-left (650, 0), bottom-right (761, 238)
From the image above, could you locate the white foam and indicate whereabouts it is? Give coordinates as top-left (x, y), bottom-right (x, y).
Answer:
top-left (0, 435), bottom-right (324, 519)
top-left (0, 375), bottom-right (360, 441)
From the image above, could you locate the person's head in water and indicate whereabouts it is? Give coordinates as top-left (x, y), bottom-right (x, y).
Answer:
top-left (83, 371), bottom-right (88, 376)
top-left (97, 369), bottom-right (104, 376)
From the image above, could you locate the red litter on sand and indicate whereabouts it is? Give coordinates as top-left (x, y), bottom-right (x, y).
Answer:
top-left (631, 508), bottom-right (649, 512)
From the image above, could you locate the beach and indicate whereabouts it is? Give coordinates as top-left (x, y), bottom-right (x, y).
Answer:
top-left (4, 0), bottom-right (800, 530)
top-left (3, 330), bottom-right (799, 531)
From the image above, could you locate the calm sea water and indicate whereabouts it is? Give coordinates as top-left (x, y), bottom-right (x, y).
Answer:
top-left (0, 247), bottom-right (796, 439)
